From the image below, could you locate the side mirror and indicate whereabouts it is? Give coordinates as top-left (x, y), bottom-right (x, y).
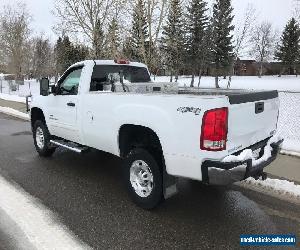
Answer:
top-left (50, 85), bottom-right (57, 95)
top-left (40, 78), bottom-right (50, 96)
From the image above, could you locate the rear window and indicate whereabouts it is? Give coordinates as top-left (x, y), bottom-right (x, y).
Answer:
top-left (92, 65), bottom-right (151, 83)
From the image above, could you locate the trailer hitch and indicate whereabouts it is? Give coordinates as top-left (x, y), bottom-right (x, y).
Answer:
top-left (254, 172), bottom-right (267, 181)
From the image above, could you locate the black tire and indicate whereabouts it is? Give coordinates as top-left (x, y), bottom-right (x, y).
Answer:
top-left (122, 148), bottom-right (164, 209)
top-left (33, 120), bottom-right (55, 157)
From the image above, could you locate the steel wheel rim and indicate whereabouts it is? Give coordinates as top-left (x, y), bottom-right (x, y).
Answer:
top-left (130, 160), bottom-right (154, 198)
top-left (36, 127), bottom-right (45, 149)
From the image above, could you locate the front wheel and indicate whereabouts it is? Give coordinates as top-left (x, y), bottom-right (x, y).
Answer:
top-left (33, 120), bottom-right (55, 157)
top-left (122, 148), bottom-right (164, 209)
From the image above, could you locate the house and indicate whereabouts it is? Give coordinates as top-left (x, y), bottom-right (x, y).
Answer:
top-left (234, 58), bottom-right (257, 76)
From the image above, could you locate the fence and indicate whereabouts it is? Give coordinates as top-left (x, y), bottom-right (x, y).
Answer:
top-left (0, 79), bottom-right (39, 97)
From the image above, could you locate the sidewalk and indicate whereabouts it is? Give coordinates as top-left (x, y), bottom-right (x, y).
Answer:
top-left (0, 97), bottom-right (299, 184)
top-left (0, 99), bottom-right (27, 113)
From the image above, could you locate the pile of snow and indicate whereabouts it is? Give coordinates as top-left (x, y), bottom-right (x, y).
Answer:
top-left (222, 135), bottom-right (283, 166)
top-left (0, 106), bottom-right (29, 120)
top-left (242, 177), bottom-right (300, 200)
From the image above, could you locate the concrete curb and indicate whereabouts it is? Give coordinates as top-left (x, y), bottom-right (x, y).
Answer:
top-left (0, 109), bottom-right (30, 121)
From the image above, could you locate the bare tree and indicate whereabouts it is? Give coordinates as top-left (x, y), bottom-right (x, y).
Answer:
top-left (227, 3), bottom-right (256, 87)
top-left (249, 21), bottom-right (276, 78)
top-left (125, 0), bottom-right (168, 70)
top-left (53, 0), bottom-right (128, 57)
top-left (234, 3), bottom-right (256, 60)
top-left (293, 0), bottom-right (300, 22)
top-left (0, 2), bottom-right (31, 79)
top-left (145, 0), bottom-right (168, 65)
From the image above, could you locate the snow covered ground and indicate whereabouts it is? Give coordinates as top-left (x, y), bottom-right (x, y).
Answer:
top-left (154, 75), bottom-right (300, 92)
top-left (0, 79), bottom-right (39, 103)
top-left (0, 76), bottom-right (300, 153)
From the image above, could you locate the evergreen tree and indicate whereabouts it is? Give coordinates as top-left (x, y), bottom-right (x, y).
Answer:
top-left (161, 0), bottom-right (185, 82)
top-left (212, 0), bottom-right (234, 87)
top-left (55, 36), bottom-right (89, 75)
top-left (130, 0), bottom-right (148, 63)
top-left (106, 17), bottom-right (121, 59)
top-left (185, 0), bottom-right (209, 87)
top-left (32, 37), bottom-right (52, 79)
top-left (275, 18), bottom-right (300, 75)
top-left (55, 36), bottom-right (71, 74)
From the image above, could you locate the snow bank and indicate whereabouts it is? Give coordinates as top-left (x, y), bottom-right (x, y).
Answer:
top-left (242, 177), bottom-right (300, 199)
top-left (0, 106), bottom-right (29, 120)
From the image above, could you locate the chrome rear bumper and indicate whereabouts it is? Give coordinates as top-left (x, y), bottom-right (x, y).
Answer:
top-left (201, 138), bottom-right (283, 185)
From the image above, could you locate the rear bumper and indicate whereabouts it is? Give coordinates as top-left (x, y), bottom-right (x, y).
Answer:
top-left (201, 138), bottom-right (283, 185)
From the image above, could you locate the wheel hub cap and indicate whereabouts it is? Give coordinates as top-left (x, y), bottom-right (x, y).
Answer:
top-left (36, 127), bottom-right (45, 149)
top-left (130, 160), bottom-right (154, 198)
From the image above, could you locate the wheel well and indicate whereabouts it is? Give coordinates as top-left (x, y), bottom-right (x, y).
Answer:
top-left (119, 125), bottom-right (163, 160)
top-left (31, 108), bottom-right (45, 130)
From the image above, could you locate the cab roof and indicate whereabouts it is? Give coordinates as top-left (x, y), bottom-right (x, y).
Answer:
top-left (71, 60), bottom-right (147, 69)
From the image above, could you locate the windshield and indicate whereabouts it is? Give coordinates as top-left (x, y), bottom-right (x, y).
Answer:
top-left (92, 65), bottom-right (151, 83)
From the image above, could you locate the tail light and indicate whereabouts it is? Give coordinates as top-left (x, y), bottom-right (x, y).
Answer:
top-left (200, 107), bottom-right (228, 151)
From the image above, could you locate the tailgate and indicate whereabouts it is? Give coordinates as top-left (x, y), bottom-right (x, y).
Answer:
top-left (226, 91), bottom-right (279, 154)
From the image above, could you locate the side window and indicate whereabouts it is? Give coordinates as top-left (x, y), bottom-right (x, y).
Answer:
top-left (58, 67), bottom-right (83, 95)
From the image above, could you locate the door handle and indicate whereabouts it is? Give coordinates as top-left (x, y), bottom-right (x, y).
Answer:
top-left (67, 102), bottom-right (75, 107)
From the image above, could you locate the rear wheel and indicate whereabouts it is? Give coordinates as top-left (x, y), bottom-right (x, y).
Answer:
top-left (122, 148), bottom-right (163, 209)
top-left (33, 120), bottom-right (55, 157)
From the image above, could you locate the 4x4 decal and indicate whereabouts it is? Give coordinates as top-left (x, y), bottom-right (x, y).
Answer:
top-left (177, 107), bottom-right (201, 116)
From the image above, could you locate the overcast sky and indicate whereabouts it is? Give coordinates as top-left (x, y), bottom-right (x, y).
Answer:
top-left (0, 0), bottom-right (296, 42)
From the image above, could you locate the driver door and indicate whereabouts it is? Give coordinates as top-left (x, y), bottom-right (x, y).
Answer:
top-left (47, 66), bottom-right (83, 143)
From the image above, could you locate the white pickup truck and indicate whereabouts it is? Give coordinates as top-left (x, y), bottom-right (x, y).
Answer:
top-left (29, 59), bottom-right (283, 209)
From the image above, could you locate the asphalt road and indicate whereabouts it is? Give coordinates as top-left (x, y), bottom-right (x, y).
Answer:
top-left (0, 112), bottom-right (299, 250)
